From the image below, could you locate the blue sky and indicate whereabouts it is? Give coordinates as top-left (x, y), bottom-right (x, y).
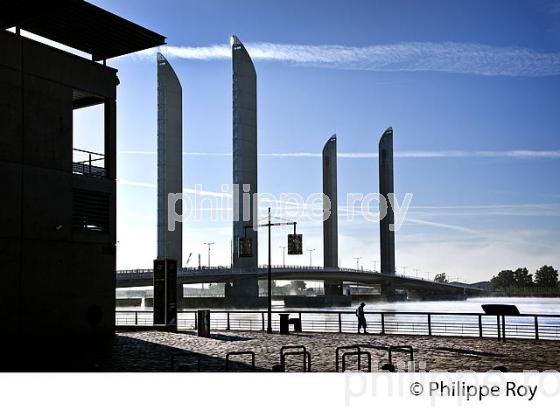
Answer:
top-left (73, 0), bottom-right (560, 281)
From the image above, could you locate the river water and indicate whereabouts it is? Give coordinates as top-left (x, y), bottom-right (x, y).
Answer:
top-left (117, 297), bottom-right (560, 314)
top-left (334, 297), bottom-right (560, 315)
top-left (116, 297), bottom-right (560, 339)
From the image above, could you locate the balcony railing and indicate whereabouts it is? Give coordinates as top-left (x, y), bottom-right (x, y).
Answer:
top-left (73, 148), bottom-right (106, 177)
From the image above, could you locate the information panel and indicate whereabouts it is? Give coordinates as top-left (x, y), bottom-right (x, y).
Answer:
top-left (166, 259), bottom-right (177, 327)
top-left (153, 259), bottom-right (166, 325)
top-left (153, 259), bottom-right (177, 327)
top-left (238, 237), bottom-right (253, 257)
top-left (288, 234), bottom-right (303, 255)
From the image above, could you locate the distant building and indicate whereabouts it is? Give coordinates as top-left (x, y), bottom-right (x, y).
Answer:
top-left (0, 1), bottom-right (164, 369)
top-left (157, 52), bottom-right (183, 268)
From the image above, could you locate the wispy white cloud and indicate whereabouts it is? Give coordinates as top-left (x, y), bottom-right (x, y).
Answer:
top-left (263, 150), bottom-right (560, 158)
top-left (118, 150), bottom-right (560, 159)
top-left (118, 178), bottom-right (232, 198)
top-left (118, 177), bottom-right (560, 219)
top-left (118, 151), bottom-right (231, 156)
top-left (406, 217), bottom-right (487, 236)
top-left (118, 178), bottom-right (156, 188)
top-left (411, 203), bottom-right (560, 210)
top-left (396, 150), bottom-right (560, 159)
top-left (132, 41), bottom-right (560, 77)
top-left (16, 27), bottom-right (560, 78)
top-left (541, 0), bottom-right (560, 14)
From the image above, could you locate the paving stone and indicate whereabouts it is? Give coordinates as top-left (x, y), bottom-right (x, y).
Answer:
top-left (100, 330), bottom-right (560, 372)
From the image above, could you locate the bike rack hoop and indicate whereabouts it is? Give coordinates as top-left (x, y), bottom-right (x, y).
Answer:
top-left (388, 345), bottom-right (414, 363)
top-left (280, 345), bottom-right (307, 356)
top-left (341, 351), bottom-right (372, 372)
top-left (335, 345), bottom-right (362, 372)
top-left (280, 350), bottom-right (311, 372)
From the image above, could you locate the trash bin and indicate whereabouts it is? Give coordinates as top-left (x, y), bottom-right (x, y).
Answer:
top-left (289, 318), bottom-right (302, 332)
top-left (279, 313), bottom-right (290, 335)
top-left (198, 309), bottom-right (210, 337)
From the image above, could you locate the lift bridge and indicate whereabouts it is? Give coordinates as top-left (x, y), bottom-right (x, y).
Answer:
top-left (116, 265), bottom-right (488, 304)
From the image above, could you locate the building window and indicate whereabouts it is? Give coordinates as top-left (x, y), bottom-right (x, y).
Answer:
top-left (72, 94), bottom-right (105, 177)
top-left (72, 189), bottom-right (110, 232)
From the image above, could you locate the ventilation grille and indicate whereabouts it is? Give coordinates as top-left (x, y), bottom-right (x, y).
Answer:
top-left (72, 189), bottom-right (110, 232)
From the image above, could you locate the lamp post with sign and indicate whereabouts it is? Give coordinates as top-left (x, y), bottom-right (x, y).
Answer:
top-left (203, 242), bottom-right (214, 268)
top-left (307, 249), bottom-right (316, 267)
top-left (238, 207), bottom-right (303, 334)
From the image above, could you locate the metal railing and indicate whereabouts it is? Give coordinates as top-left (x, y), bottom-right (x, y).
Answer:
top-left (115, 309), bottom-right (560, 341)
top-left (73, 148), bottom-right (105, 177)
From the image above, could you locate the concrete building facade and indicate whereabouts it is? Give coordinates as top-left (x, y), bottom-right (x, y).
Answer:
top-left (231, 35), bottom-right (259, 300)
top-left (157, 52), bottom-right (182, 268)
top-left (379, 127), bottom-right (396, 275)
top-left (0, 1), bottom-right (164, 369)
top-left (322, 135), bottom-right (342, 295)
top-left (0, 30), bottom-right (118, 367)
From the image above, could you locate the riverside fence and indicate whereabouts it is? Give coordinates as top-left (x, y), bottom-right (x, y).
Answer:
top-left (115, 310), bottom-right (560, 341)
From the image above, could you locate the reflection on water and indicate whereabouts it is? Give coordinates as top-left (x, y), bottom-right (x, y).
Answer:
top-left (117, 297), bottom-right (560, 315)
top-left (344, 297), bottom-right (560, 315)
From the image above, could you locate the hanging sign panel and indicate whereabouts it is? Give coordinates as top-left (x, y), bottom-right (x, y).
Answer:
top-left (288, 234), bottom-right (303, 255)
top-left (238, 237), bottom-right (253, 257)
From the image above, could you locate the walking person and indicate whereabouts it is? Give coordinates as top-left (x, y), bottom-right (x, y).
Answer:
top-left (356, 302), bottom-right (368, 334)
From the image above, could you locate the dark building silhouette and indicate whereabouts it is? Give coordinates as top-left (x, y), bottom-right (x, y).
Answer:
top-left (157, 53), bottom-right (182, 267)
top-left (0, 0), bottom-right (164, 369)
top-left (379, 127), bottom-right (396, 275)
top-left (231, 35), bottom-right (259, 301)
top-left (322, 135), bottom-right (342, 295)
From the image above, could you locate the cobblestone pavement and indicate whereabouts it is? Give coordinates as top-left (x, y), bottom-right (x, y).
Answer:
top-left (102, 330), bottom-right (560, 372)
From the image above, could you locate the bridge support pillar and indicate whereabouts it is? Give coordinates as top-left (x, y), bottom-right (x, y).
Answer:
top-left (324, 280), bottom-right (343, 296)
top-left (228, 278), bottom-right (260, 306)
top-left (225, 281), bottom-right (232, 299)
top-left (407, 288), bottom-right (467, 301)
top-left (380, 281), bottom-right (399, 302)
top-left (322, 135), bottom-right (340, 296)
top-left (379, 128), bottom-right (396, 276)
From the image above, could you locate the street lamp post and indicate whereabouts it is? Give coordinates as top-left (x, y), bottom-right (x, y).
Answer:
top-left (247, 207), bottom-right (301, 334)
top-left (203, 242), bottom-right (215, 268)
top-left (268, 209), bottom-right (272, 333)
top-left (354, 257), bottom-right (362, 271)
top-left (279, 246), bottom-right (286, 267)
top-left (307, 249), bottom-right (316, 267)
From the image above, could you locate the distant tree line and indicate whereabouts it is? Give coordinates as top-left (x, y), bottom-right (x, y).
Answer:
top-left (434, 272), bottom-right (449, 284)
top-left (490, 266), bottom-right (558, 289)
top-left (490, 265), bottom-right (559, 296)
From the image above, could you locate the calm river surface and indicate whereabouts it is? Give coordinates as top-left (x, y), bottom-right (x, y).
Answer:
top-left (340, 297), bottom-right (560, 314)
top-left (117, 297), bottom-right (560, 314)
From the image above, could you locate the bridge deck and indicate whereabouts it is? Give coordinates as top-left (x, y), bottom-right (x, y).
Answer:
top-left (116, 266), bottom-right (486, 294)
